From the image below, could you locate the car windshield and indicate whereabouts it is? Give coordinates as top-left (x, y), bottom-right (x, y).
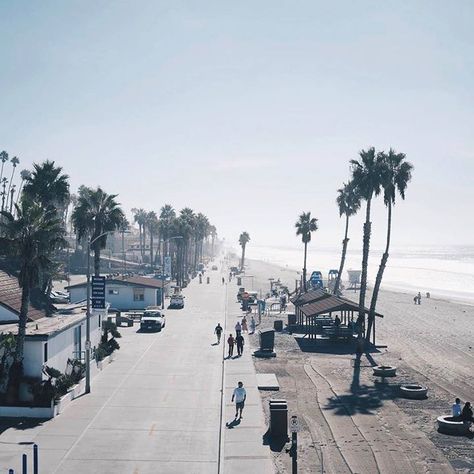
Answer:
top-left (144, 311), bottom-right (161, 318)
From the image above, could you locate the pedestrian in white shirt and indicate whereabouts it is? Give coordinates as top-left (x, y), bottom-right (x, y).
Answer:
top-left (232, 381), bottom-right (246, 419)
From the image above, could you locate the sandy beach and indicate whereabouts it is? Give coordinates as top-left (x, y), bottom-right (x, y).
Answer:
top-left (235, 258), bottom-right (474, 473)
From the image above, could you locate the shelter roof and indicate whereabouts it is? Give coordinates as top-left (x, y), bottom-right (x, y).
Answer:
top-left (0, 270), bottom-right (48, 322)
top-left (290, 288), bottom-right (329, 306)
top-left (301, 294), bottom-right (383, 318)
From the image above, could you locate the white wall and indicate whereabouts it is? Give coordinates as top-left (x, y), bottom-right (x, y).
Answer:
top-left (70, 284), bottom-right (158, 310)
top-left (0, 305), bottom-right (18, 323)
top-left (22, 313), bottom-right (102, 379)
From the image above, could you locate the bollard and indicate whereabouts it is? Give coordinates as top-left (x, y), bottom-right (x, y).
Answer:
top-left (9, 469), bottom-right (14, 474)
top-left (33, 444), bottom-right (38, 474)
top-left (22, 454), bottom-right (27, 474)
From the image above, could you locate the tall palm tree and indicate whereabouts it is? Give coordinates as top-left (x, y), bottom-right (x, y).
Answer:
top-left (333, 182), bottom-right (361, 295)
top-left (209, 225), bottom-right (217, 258)
top-left (22, 160), bottom-right (70, 215)
top-left (194, 213), bottom-right (210, 267)
top-left (0, 152), bottom-right (9, 189)
top-left (238, 231), bottom-right (251, 271)
top-left (366, 149), bottom-right (413, 341)
top-left (72, 187), bottom-right (125, 276)
top-left (350, 147), bottom-right (383, 333)
top-left (0, 200), bottom-right (66, 366)
top-left (179, 208), bottom-right (196, 277)
top-left (132, 208), bottom-right (147, 261)
top-left (295, 212), bottom-right (318, 291)
top-left (159, 204), bottom-right (176, 251)
top-left (15, 169), bottom-right (32, 207)
top-left (147, 211), bottom-right (159, 267)
top-left (6, 156), bottom-right (19, 212)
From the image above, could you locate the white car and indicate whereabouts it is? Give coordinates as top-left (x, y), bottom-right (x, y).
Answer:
top-left (140, 308), bottom-right (166, 332)
top-left (169, 295), bottom-right (184, 309)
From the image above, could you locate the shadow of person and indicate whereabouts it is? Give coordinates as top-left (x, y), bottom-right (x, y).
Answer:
top-left (226, 418), bottom-right (241, 429)
top-left (211, 342), bottom-right (219, 346)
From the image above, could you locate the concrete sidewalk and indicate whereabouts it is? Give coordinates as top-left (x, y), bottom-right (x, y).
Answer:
top-left (222, 284), bottom-right (274, 473)
top-left (0, 267), bottom-right (273, 474)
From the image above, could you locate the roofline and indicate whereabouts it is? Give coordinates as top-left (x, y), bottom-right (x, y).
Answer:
top-left (67, 279), bottom-right (166, 289)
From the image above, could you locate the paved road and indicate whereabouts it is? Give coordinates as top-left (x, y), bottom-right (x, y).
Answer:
top-left (1, 268), bottom-right (273, 473)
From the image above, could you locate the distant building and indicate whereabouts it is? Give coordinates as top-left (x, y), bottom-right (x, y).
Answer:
top-left (67, 275), bottom-right (169, 311)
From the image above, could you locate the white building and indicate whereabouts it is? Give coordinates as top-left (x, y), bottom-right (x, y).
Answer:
top-left (0, 309), bottom-right (102, 379)
top-left (67, 275), bottom-right (168, 311)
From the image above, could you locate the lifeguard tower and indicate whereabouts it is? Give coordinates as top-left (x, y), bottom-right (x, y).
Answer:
top-left (347, 269), bottom-right (361, 291)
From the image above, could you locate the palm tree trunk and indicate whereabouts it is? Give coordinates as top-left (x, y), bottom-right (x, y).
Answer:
top-left (358, 197), bottom-right (372, 333)
top-left (241, 244), bottom-right (246, 270)
top-left (150, 232), bottom-right (154, 268)
top-left (366, 201), bottom-right (392, 342)
top-left (94, 246), bottom-right (101, 276)
top-left (334, 215), bottom-right (350, 295)
top-left (303, 241), bottom-right (308, 292)
top-left (15, 285), bottom-right (30, 364)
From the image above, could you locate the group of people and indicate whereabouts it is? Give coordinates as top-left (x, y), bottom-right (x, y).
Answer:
top-left (213, 315), bottom-right (257, 358)
top-left (452, 398), bottom-right (474, 423)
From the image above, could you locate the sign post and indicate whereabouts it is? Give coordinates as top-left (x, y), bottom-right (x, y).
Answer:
top-left (289, 415), bottom-right (299, 474)
top-left (91, 276), bottom-right (106, 309)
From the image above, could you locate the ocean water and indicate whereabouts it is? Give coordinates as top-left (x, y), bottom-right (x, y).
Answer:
top-left (244, 244), bottom-right (474, 304)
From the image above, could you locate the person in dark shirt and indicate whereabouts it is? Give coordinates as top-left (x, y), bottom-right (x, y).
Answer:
top-left (214, 323), bottom-right (223, 344)
top-left (236, 334), bottom-right (245, 356)
top-left (461, 402), bottom-right (474, 422)
top-left (227, 334), bottom-right (235, 357)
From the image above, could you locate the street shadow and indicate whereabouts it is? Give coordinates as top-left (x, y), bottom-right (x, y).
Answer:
top-left (0, 418), bottom-right (45, 438)
top-left (226, 418), bottom-right (241, 429)
top-left (262, 428), bottom-right (289, 452)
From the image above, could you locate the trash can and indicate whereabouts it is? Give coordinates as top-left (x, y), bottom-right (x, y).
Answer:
top-left (237, 277), bottom-right (242, 286)
top-left (259, 329), bottom-right (275, 352)
top-left (287, 313), bottom-right (296, 326)
top-left (269, 399), bottom-right (288, 437)
top-left (206, 277), bottom-right (210, 284)
top-left (274, 320), bottom-right (283, 332)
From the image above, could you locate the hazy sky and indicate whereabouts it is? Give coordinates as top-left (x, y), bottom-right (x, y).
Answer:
top-left (1, 1), bottom-right (473, 250)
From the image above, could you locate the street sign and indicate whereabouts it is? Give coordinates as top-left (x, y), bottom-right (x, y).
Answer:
top-left (290, 415), bottom-right (299, 433)
top-left (91, 276), bottom-right (106, 309)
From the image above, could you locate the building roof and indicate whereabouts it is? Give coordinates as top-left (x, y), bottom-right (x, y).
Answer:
top-left (0, 270), bottom-right (48, 322)
top-left (67, 274), bottom-right (167, 290)
top-left (290, 288), bottom-right (329, 306)
top-left (0, 309), bottom-right (89, 339)
top-left (300, 294), bottom-right (383, 318)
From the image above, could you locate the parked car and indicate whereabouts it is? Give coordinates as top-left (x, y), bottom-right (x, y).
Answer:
top-left (169, 294), bottom-right (184, 309)
top-left (140, 308), bottom-right (166, 332)
top-left (211, 265), bottom-right (218, 271)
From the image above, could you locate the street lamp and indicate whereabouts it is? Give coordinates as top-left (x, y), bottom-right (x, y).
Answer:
top-left (85, 230), bottom-right (116, 394)
top-left (161, 235), bottom-right (183, 308)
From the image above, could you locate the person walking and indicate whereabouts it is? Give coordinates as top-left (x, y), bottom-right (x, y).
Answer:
top-left (250, 316), bottom-right (256, 334)
top-left (236, 333), bottom-right (245, 356)
top-left (222, 277), bottom-right (225, 285)
top-left (227, 334), bottom-right (235, 357)
top-left (231, 381), bottom-right (247, 419)
top-left (235, 321), bottom-right (242, 336)
top-left (241, 316), bottom-right (248, 333)
top-left (215, 323), bottom-right (223, 344)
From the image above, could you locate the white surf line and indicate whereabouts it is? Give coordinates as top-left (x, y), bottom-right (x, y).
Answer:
top-left (217, 274), bottom-right (228, 474)
top-left (51, 334), bottom-right (163, 474)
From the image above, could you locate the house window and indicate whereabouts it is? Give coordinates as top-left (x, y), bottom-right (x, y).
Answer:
top-left (44, 342), bottom-right (48, 363)
top-left (108, 289), bottom-right (119, 295)
top-left (133, 287), bottom-right (145, 301)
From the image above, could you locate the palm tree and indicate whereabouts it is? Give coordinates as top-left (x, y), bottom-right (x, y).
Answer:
top-left (72, 187), bottom-right (125, 276)
top-left (333, 182), bottom-right (360, 295)
top-left (238, 231), bottom-right (251, 271)
top-left (209, 225), bottom-right (217, 258)
top-left (350, 147), bottom-right (383, 333)
top-left (365, 149), bottom-right (413, 341)
top-left (22, 160), bottom-right (70, 215)
top-left (147, 211), bottom-right (159, 267)
top-left (0, 200), bottom-right (66, 367)
top-left (132, 208), bottom-right (147, 261)
top-left (0, 151), bottom-right (9, 184)
top-left (6, 156), bottom-right (19, 212)
top-left (194, 213), bottom-right (210, 267)
top-left (15, 169), bottom-right (32, 207)
top-left (295, 212), bottom-right (318, 291)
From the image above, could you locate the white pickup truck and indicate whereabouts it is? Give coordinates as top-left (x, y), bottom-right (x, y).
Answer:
top-left (169, 294), bottom-right (184, 309)
top-left (140, 308), bottom-right (166, 332)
